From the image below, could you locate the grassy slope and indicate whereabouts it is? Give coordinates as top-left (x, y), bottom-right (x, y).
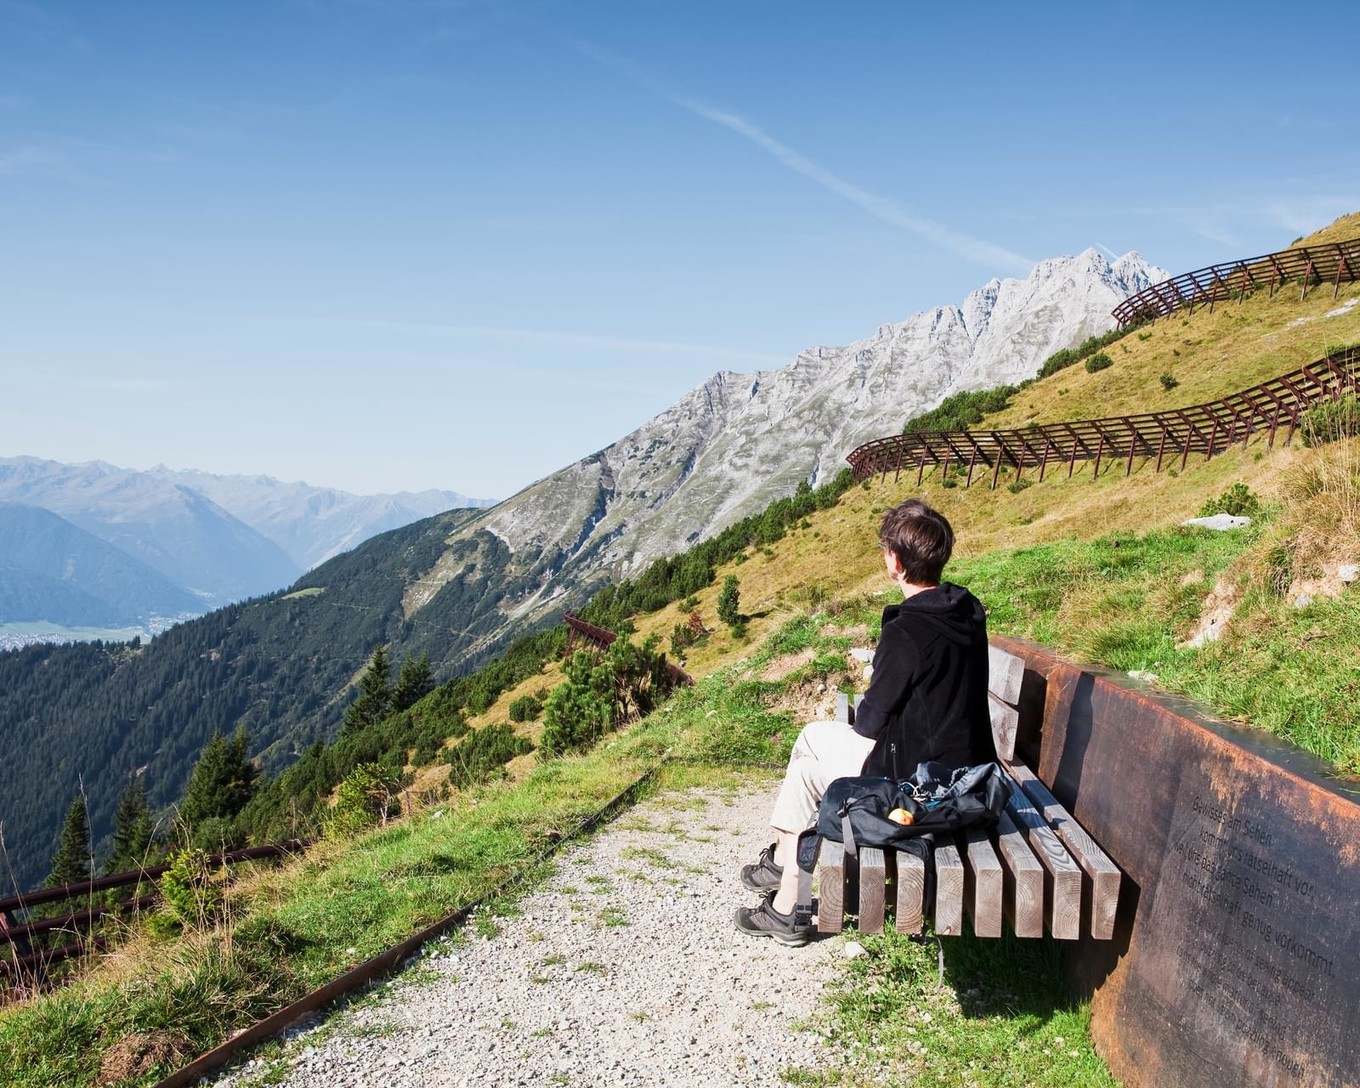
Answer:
top-left (4, 215), bottom-right (1359, 1087)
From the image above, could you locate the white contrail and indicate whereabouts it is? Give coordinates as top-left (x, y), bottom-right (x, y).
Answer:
top-left (562, 35), bottom-right (1032, 271)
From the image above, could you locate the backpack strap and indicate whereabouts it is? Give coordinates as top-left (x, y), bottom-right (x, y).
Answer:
top-left (794, 828), bottom-right (820, 927)
top-left (841, 803), bottom-right (858, 859)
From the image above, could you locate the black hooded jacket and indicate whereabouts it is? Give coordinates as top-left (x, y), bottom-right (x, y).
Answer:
top-left (852, 582), bottom-right (994, 779)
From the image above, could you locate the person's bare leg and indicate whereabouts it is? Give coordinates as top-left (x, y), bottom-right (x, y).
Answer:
top-left (770, 829), bottom-right (800, 915)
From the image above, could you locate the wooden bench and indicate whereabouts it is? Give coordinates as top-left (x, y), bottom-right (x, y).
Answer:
top-left (814, 644), bottom-right (1121, 940)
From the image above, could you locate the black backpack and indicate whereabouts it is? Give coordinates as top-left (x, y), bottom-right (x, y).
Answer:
top-left (795, 761), bottom-right (1009, 874)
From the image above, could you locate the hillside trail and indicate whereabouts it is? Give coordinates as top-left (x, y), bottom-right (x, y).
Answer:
top-left (209, 781), bottom-right (852, 1088)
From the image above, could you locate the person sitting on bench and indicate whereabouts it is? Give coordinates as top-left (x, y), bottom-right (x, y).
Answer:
top-left (735, 497), bottom-right (995, 944)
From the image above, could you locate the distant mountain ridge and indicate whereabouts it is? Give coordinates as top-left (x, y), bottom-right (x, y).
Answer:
top-left (142, 467), bottom-right (494, 569)
top-left (0, 503), bottom-right (204, 626)
top-left (0, 457), bottom-right (494, 637)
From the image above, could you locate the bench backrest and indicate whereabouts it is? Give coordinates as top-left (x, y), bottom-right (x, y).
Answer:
top-left (987, 644), bottom-right (1023, 761)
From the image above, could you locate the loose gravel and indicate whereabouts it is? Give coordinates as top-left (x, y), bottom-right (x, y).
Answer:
top-left (210, 781), bottom-right (855, 1088)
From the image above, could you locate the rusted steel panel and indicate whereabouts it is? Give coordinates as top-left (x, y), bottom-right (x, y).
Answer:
top-left (992, 635), bottom-right (1360, 1088)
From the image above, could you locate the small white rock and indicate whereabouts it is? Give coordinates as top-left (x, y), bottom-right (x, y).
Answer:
top-left (1183, 514), bottom-right (1251, 531)
top-left (1339, 564), bottom-right (1359, 584)
top-left (1293, 594), bottom-right (1314, 609)
top-left (849, 648), bottom-right (874, 664)
top-left (843, 941), bottom-right (867, 960)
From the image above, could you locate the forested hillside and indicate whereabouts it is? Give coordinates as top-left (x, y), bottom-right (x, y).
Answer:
top-left (0, 508), bottom-right (486, 891)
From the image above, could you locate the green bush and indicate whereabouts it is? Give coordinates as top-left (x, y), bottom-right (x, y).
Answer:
top-left (1084, 352), bottom-right (1113, 374)
top-left (1160, 372), bottom-right (1179, 391)
top-left (539, 637), bottom-right (677, 759)
top-left (327, 762), bottom-right (402, 839)
top-left (158, 847), bottom-right (224, 929)
top-left (539, 652), bottom-right (612, 758)
top-left (902, 385), bottom-right (1020, 434)
top-left (1197, 482), bottom-right (1262, 520)
top-left (508, 693), bottom-right (543, 722)
top-left (1006, 477), bottom-right (1033, 494)
top-left (1037, 327), bottom-right (1129, 379)
top-left (445, 724), bottom-right (532, 789)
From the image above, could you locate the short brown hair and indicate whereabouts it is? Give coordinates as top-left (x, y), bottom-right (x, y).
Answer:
top-left (879, 499), bottom-right (954, 585)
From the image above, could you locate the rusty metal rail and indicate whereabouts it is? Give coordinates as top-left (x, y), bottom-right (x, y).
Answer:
top-left (1, 841), bottom-right (308, 984)
top-left (1112, 235), bottom-right (1360, 326)
top-left (846, 346), bottom-right (1359, 487)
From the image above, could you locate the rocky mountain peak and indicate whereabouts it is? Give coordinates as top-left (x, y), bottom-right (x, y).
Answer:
top-left (412, 249), bottom-right (1169, 656)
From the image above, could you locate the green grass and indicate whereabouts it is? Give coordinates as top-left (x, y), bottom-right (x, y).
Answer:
top-left (952, 515), bottom-right (1360, 775)
top-left (794, 929), bottom-right (1116, 1088)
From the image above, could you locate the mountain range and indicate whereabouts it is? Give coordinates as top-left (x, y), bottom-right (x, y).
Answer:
top-left (0, 458), bottom-right (493, 640)
top-left (0, 246), bottom-right (1164, 890)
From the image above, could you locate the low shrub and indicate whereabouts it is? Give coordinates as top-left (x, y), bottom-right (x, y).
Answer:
top-left (1197, 482), bottom-right (1262, 520)
top-left (327, 763), bottom-right (402, 838)
top-left (508, 693), bottom-right (543, 722)
top-left (445, 724), bottom-right (532, 789)
top-left (1084, 352), bottom-right (1113, 374)
top-left (158, 848), bottom-right (225, 929)
top-left (1037, 327), bottom-right (1129, 379)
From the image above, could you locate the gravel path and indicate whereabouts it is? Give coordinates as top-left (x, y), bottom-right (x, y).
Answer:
top-left (212, 781), bottom-right (853, 1088)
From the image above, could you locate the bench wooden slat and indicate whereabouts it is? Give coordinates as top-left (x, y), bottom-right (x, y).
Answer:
top-left (987, 645), bottom-right (1024, 760)
top-left (988, 693), bottom-right (1019, 761)
top-left (818, 841), bottom-right (846, 933)
top-left (994, 809), bottom-right (1045, 938)
top-left (834, 692), bottom-right (852, 724)
top-left (894, 849), bottom-right (926, 935)
top-left (988, 644), bottom-right (1024, 704)
top-left (1006, 760), bottom-right (1123, 940)
top-left (932, 839), bottom-right (965, 936)
top-left (858, 847), bottom-right (887, 933)
top-left (1003, 779), bottom-right (1083, 940)
top-left (962, 827), bottom-right (1004, 938)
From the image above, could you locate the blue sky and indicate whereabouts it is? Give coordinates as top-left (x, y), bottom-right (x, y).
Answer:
top-left (1, 1), bottom-right (1355, 499)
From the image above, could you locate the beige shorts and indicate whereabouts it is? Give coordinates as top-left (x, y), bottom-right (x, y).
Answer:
top-left (768, 719), bottom-right (877, 834)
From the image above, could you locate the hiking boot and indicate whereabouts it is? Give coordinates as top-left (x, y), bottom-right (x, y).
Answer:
top-left (740, 842), bottom-right (784, 891)
top-left (735, 892), bottom-right (812, 946)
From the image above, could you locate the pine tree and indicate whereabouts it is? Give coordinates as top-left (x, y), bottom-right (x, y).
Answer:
top-left (105, 775), bottom-right (154, 874)
top-left (46, 795), bottom-right (92, 888)
top-left (179, 726), bottom-right (258, 828)
top-left (391, 652), bottom-right (433, 712)
top-left (717, 575), bottom-right (741, 627)
top-left (342, 645), bottom-right (392, 732)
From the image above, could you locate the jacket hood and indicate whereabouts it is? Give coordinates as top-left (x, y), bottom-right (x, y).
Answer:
top-left (883, 582), bottom-right (983, 647)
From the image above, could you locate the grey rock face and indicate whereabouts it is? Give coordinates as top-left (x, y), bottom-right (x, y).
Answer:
top-left (417, 249), bottom-right (1167, 647)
